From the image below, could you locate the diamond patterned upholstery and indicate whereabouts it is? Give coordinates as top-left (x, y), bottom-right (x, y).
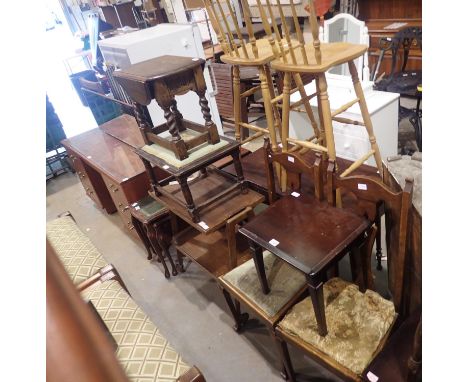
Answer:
top-left (83, 280), bottom-right (191, 382)
top-left (46, 216), bottom-right (107, 284)
top-left (220, 250), bottom-right (306, 318)
top-left (278, 278), bottom-right (396, 375)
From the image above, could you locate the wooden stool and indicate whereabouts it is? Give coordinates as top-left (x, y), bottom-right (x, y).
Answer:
top-left (114, 55), bottom-right (220, 160)
top-left (264, 0), bottom-right (384, 181)
top-left (203, 0), bottom-right (321, 150)
top-left (130, 195), bottom-right (178, 278)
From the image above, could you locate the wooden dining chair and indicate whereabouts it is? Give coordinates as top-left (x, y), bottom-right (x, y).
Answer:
top-left (216, 137), bottom-right (323, 380)
top-left (203, 0), bottom-right (321, 151)
top-left (258, 0), bottom-right (385, 181)
top-left (273, 160), bottom-right (414, 381)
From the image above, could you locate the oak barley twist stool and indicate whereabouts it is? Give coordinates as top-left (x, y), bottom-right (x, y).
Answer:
top-left (114, 55), bottom-right (220, 161)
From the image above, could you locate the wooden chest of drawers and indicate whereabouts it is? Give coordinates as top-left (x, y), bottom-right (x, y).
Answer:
top-left (62, 115), bottom-right (170, 236)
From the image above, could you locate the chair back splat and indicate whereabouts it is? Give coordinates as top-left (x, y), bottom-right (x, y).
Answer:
top-left (263, 137), bottom-right (323, 204)
top-left (326, 159), bottom-right (413, 314)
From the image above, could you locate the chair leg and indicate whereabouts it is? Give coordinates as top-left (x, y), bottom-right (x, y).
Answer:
top-left (376, 214), bottom-right (383, 271)
top-left (233, 65), bottom-right (242, 141)
top-left (280, 71), bottom-right (292, 191)
top-left (348, 60), bottom-right (384, 176)
top-left (264, 65), bottom-right (283, 141)
top-left (292, 73), bottom-right (321, 141)
top-left (316, 73), bottom-right (336, 162)
top-left (220, 288), bottom-right (249, 332)
top-left (259, 65), bottom-right (280, 152)
top-left (249, 240), bottom-right (270, 294)
top-left (274, 333), bottom-right (297, 382)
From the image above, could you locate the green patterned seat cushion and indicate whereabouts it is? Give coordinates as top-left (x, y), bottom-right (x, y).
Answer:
top-left (220, 251), bottom-right (306, 318)
top-left (278, 278), bottom-right (396, 375)
top-left (46, 216), bottom-right (107, 284)
top-left (83, 280), bottom-right (191, 382)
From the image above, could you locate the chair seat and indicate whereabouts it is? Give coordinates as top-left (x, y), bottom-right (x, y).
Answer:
top-left (271, 42), bottom-right (367, 73)
top-left (221, 39), bottom-right (300, 66)
top-left (83, 280), bottom-right (191, 382)
top-left (277, 278), bottom-right (396, 375)
top-left (219, 250), bottom-right (306, 320)
top-left (46, 216), bottom-right (107, 284)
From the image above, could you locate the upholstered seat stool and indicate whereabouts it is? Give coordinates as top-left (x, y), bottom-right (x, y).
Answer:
top-left (130, 195), bottom-right (178, 278)
top-left (276, 277), bottom-right (396, 380)
top-left (218, 250), bottom-right (307, 379)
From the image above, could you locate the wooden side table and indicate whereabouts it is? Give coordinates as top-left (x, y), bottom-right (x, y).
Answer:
top-left (113, 55), bottom-right (220, 160)
top-left (130, 195), bottom-right (178, 278)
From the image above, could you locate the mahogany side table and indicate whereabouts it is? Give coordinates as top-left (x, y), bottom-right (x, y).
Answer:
top-left (238, 195), bottom-right (369, 336)
top-left (130, 195), bottom-right (178, 278)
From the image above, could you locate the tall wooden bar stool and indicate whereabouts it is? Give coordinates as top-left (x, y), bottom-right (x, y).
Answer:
top-left (203, 0), bottom-right (322, 151)
top-left (263, 0), bottom-right (384, 180)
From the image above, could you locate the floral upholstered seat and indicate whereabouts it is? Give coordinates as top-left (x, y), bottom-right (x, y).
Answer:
top-left (277, 278), bottom-right (396, 375)
top-left (83, 280), bottom-right (191, 382)
top-left (46, 216), bottom-right (107, 284)
top-left (219, 250), bottom-right (307, 320)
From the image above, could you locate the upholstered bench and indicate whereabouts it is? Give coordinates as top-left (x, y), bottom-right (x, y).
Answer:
top-left (46, 214), bottom-right (112, 289)
top-left (83, 279), bottom-right (204, 382)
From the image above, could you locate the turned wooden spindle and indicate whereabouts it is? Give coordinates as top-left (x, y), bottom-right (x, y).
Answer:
top-left (132, 102), bottom-right (151, 145)
top-left (162, 104), bottom-right (181, 141)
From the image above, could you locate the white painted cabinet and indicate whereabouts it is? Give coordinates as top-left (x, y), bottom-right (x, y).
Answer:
top-left (289, 79), bottom-right (399, 167)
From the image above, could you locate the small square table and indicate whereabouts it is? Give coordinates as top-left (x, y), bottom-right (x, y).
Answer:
top-left (238, 194), bottom-right (369, 336)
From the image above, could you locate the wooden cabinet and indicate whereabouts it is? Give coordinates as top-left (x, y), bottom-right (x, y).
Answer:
top-left (67, 147), bottom-right (116, 214)
top-left (62, 115), bottom-right (170, 236)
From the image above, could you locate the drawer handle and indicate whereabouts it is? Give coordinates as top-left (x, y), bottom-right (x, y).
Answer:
top-left (122, 206), bottom-right (129, 211)
top-left (108, 183), bottom-right (115, 189)
top-left (112, 188), bottom-right (119, 193)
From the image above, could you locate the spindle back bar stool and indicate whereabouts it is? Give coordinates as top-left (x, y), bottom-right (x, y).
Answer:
top-left (203, 0), bottom-right (322, 152)
top-left (263, 0), bottom-right (384, 179)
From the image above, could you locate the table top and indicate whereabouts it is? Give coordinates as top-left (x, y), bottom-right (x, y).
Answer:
top-left (130, 195), bottom-right (168, 224)
top-left (239, 194), bottom-right (369, 276)
top-left (62, 127), bottom-right (146, 184)
top-left (151, 168), bottom-right (264, 234)
top-left (99, 114), bottom-right (145, 149)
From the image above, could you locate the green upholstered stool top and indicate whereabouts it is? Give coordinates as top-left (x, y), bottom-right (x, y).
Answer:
top-left (142, 135), bottom-right (229, 169)
top-left (278, 278), bottom-right (396, 375)
top-left (83, 280), bottom-right (191, 382)
top-left (131, 195), bottom-right (169, 225)
top-left (220, 250), bottom-right (306, 319)
top-left (46, 215), bottom-right (107, 285)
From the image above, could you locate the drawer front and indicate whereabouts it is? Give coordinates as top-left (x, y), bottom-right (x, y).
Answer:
top-left (333, 131), bottom-right (371, 163)
top-left (101, 173), bottom-right (135, 233)
top-left (67, 149), bottom-right (103, 208)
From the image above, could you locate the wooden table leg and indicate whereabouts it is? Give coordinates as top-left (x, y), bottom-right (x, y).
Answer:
top-left (151, 221), bottom-right (178, 277)
top-left (131, 215), bottom-right (153, 260)
top-left (249, 240), bottom-right (270, 294)
top-left (307, 274), bottom-right (327, 336)
top-left (177, 175), bottom-right (199, 222)
top-left (146, 224), bottom-right (171, 278)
